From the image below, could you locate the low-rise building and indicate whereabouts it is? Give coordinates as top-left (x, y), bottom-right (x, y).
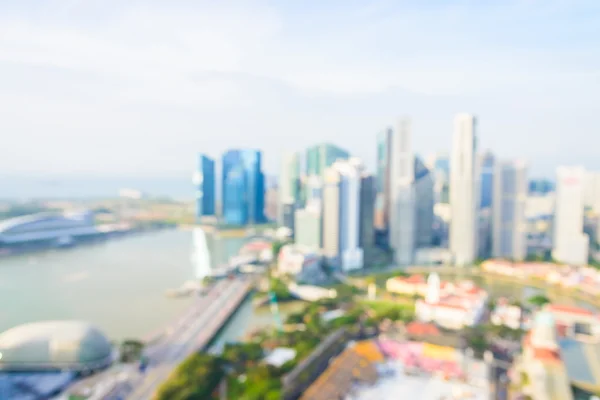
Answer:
top-left (277, 244), bottom-right (324, 283)
top-left (415, 273), bottom-right (488, 330)
top-left (386, 275), bottom-right (428, 297)
top-left (490, 298), bottom-right (523, 330)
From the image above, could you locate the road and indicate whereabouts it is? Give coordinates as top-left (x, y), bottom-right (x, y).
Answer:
top-left (91, 277), bottom-right (252, 400)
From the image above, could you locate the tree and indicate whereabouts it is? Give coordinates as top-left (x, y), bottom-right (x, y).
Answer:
top-left (119, 339), bottom-right (145, 363)
top-left (155, 354), bottom-right (224, 400)
top-left (528, 294), bottom-right (550, 308)
top-left (272, 241), bottom-right (287, 259)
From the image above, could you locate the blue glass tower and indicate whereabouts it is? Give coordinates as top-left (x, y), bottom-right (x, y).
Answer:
top-left (480, 152), bottom-right (495, 209)
top-left (194, 154), bottom-right (216, 219)
top-left (222, 149), bottom-right (266, 225)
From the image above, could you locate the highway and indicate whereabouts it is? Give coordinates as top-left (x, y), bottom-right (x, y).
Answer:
top-left (96, 277), bottom-right (252, 400)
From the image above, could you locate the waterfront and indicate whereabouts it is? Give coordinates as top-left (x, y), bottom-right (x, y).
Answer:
top-left (0, 229), bottom-right (246, 340)
top-left (1, 228), bottom-right (598, 345)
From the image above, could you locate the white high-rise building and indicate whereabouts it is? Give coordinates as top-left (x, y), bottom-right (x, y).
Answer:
top-left (322, 158), bottom-right (364, 271)
top-left (492, 160), bottom-right (528, 261)
top-left (450, 114), bottom-right (479, 266)
top-left (553, 166), bottom-right (589, 265)
top-left (387, 119), bottom-right (435, 266)
top-left (389, 118), bottom-right (416, 265)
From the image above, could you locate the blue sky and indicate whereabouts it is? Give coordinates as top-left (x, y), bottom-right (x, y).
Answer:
top-left (0, 0), bottom-right (599, 180)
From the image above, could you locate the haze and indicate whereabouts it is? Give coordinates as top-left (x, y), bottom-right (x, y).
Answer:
top-left (1, 0), bottom-right (598, 180)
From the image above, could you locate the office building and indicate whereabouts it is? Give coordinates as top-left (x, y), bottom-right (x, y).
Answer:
top-left (375, 128), bottom-right (392, 230)
top-left (193, 154), bottom-right (216, 218)
top-left (306, 143), bottom-right (349, 177)
top-left (323, 158), bottom-right (364, 271)
top-left (294, 205), bottom-right (322, 251)
top-left (529, 179), bottom-right (555, 195)
top-left (222, 149), bottom-right (266, 225)
top-left (427, 152), bottom-right (450, 204)
top-left (585, 172), bottom-right (600, 214)
top-left (265, 186), bottom-right (278, 222)
top-left (278, 152), bottom-right (301, 224)
top-left (480, 151), bottom-right (495, 209)
top-left (389, 118), bottom-right (416, 265)
top-left (553, 166), bottom-right (589, 265)
top-left (450, 114), bottom-right (479, 266)
top-left (492, 160), bottom-right (528, 261)
top-left (359, 174), bottom-right (376, 248)
top-left (282, 203), bottom-right (296, 237)
top-left (414, 158), bottom-right (435, 248)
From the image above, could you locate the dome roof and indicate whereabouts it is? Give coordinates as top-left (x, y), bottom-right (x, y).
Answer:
top-left (0, 321), bottom-right (113, 371)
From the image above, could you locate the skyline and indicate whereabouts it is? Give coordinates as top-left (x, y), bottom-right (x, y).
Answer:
top-left (1, 0), bottom-right (599, 179)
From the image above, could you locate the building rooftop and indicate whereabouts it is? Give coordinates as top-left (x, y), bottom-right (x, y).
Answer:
top-left (0, 321), bottom-right (113, 372)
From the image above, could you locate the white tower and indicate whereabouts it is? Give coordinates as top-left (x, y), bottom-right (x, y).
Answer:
top-left (553, 166), bottom-right (589, 265)
top-left (426, 273), bottom-right (441, 304)
top-left (450, 114), bottom-right (479, 266)
top-left (389, 118), bottom-right (416, 265)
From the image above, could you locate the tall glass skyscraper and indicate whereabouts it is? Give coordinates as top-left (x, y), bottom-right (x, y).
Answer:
top-left (305, 143), bottom-right (349, 177)
top-left (222, 149), bottom-right (266, 225)
top-left (193, 154), bottom-right (215, 219)
top-left (375, 128), bottom-right (392, 230)
top-left (480, 151), bottom-right (495, 209)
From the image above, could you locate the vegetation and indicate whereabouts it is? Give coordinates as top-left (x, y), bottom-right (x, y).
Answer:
top-left (119, 339), bottom-right (145, 363)
top-left (527, 294), bottom-right (550, 307)
top-left (271, 240), bottom-right (288, 259)
top-left (156, 293), bottom-right (418, 399)
top-left (155, 353), bottom-right (224, 400)
top-left (269, 278), bottom-right (294, 301)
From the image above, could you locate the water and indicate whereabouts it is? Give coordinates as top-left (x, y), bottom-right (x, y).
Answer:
top-left (0, 229), bottom-right (245, 340)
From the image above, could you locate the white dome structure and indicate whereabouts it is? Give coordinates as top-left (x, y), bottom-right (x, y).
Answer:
top-left (0, 321), bottom-right (113, 372)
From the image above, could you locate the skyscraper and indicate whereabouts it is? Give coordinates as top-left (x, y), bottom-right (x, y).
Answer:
top-left (430, 152), bottom-right (450, 204)
top-left (375, 128), bottom-right (392, 230)
top-left (492, 160), bottom-right (528, 261)
top-left (222, 149), bottom-right (266, 225)
top-left (193, 154), bottom-right (216, 219)
top-left (480, 151), bottom-right (495, 209)
top-left (389, 118), bottom-right (416, 265)
top-left (278, 152), bottom-right (301, 224)
top-left (414, 157), bottom-right (435, 248)
top-left (450, 114), bottom-right (479, 266)
top-left (359, 174), bottom-right (376, 248)
top-left (323, 158), bottom-right (364, 271)
top-left (305, 143), bottom-right (350, 177)
top-left (553, 166), bottom-right (589, 265)
top-left (294, 205), bottom-right (322, 251)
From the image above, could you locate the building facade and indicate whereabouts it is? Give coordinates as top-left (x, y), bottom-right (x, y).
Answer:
top-left (389, 118), bottom-right (416, 266)
top-left (306, 143), bottom-right (349, 177)
top-left (375, 128), bottom-right (393, 231)
top-left (492, 160), bottom-right (528, 261)
top-left (553, 166), bottom-right (589, 265)
top-left (359, 174), bottom-right (376, 248)
top-left (294, 206), bottom-right (322, 251)
top-left (322, 159), bottom-right (364, 271)
top-left (479, 151), bottom-right (495, 209)
top-left (193, 154), bottom-right (216, 218)
top-left (450, 114), bottom-right (479, 266)
top-left (278, 152), bottom-right (301, 225)
top-left (222, 149), bottom-right (266, 225)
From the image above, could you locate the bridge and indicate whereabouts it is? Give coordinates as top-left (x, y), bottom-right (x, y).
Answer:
top-left (86, 277), bottom-right (253, 400)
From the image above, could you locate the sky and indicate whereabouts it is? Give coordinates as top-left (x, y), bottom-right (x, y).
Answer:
top-left (0, 0), bottom-right (599, 185)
